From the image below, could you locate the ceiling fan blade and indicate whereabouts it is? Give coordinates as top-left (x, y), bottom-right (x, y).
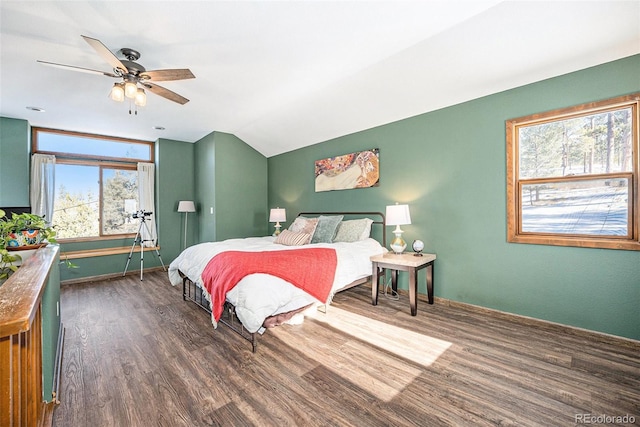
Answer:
top-left (37, 60), bottom-right (118, 77)
top-left (81, 35), bottom-right (127, 73)
top-left (141, 82), bottom-right (189, 105)
top-left (140, 69), bottom-right (195, 82)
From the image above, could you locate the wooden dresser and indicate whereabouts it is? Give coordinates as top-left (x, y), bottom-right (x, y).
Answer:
top-left (0, 246), bottom-right (62, 427)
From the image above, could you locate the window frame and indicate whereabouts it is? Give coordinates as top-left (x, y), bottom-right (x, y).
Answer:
top-left (506, 93), bottom-right (640, 251)
top-left (32, 127), bottom-right (154, 243)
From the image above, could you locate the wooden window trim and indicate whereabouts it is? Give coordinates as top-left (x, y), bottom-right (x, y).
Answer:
top-left (32, 127), bottom-right (153, 163)
top-left (507, 93), bottom-right (640, 251)
top-left (54, 158), bottom-right (138, 169)
top-left (32, 127), bottom-right (154, 242)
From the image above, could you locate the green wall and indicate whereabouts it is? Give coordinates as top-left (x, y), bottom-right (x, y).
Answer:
top-left (157, 138), bottom-right (196, 261)
top-left (214, 132), bottom-right (268, 239)
top-left (268, 55), bottom-right (640, 340)
top-left (195, 131), bottom-right (268, 242)
top-left (0, 117), bottom-right (30, 207)
top-left (194, 131), bottom-right (217, 242)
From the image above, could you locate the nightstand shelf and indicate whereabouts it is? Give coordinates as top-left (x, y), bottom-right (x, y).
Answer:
top-left (370, 252), bottom-right (436, 316)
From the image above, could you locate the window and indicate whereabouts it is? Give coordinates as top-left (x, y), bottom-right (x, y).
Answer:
top-left (507, 93), bottom-right (639, 250)
top-left (33, 128), bottom-right (154, 241)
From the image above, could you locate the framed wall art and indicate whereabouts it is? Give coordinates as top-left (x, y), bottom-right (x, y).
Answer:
top-left (315, 148), bottom-right (379, 192)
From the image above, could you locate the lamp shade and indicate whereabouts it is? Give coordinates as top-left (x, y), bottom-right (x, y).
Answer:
top-left (110, 83), bottom-right (125, 102)
top-left (124, 80), bottom-right (138, 98)
top-left (386, 204), bottom-right (411, 226)
top-left (134, 88), bottom-right (147, 107)
top-left (177, 200), bottom-right (196, 213)
top-left (269, 208), bottom-right (286, 223)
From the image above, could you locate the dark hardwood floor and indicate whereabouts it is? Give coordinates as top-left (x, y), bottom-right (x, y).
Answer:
top-left (53, 271), bottom-right (640, 426)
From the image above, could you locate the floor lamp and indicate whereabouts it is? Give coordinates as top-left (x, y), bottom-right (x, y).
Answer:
top-left (178, 201), bottom-right (196, 249)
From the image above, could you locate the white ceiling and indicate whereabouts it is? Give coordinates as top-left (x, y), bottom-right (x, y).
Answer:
top-left (1, 1), bottom-right (639, 158)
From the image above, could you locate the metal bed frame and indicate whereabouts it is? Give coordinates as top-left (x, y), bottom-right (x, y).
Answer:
top-left (182, 274), bottom-right (258, 351)
top-left (181, 211), bottom-right (386, 353)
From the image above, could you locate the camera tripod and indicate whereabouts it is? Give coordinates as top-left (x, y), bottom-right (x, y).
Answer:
top-left (123, 213), bottom-right (166, 281)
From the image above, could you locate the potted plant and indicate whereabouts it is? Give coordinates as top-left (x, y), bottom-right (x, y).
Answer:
top-left (0, 209), bottom-right (59, 282)
top-left (0, 210), bottom-right (57, 249)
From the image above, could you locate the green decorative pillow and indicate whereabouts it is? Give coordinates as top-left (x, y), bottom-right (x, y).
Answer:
top-left (333, 218), bottom-right (374, 242)
top-left (311, 215), bottom-right (344, 244)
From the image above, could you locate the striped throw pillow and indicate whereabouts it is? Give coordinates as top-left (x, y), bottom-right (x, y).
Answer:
top-left (275, 229), bottom-right (310, 246)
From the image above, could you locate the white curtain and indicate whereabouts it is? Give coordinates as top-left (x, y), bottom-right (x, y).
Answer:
top-left (30, 153), bottom-right (56, 225)
top-left (137, 162), bottom-right (157, 247)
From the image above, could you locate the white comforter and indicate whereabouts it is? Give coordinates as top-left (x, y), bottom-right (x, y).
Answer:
top-left (168, 236), bottom-right (387, 333)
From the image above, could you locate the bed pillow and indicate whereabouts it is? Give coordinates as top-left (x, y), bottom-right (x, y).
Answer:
top-left (333, 218), bottom-right (374, 242)
top-left (311, 215), bottom-right (344, 244)
top-left (274, 229), bottom-right (310, 246)
top-left (288, 217), bottom-right (318, 244)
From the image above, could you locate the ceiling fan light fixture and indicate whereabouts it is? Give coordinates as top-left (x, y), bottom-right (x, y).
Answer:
top-left (124, 80), bottom-right (138, 98)
top-left (38, 35), bottom-right (195, 111)
top-left (135, 88), bottom-right (147, 107)
top-left (110, 82), bottom-right (125, 102)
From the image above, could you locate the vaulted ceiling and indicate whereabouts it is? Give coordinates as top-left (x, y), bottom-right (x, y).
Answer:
top-left (1, 1), bottom-right (638, 157)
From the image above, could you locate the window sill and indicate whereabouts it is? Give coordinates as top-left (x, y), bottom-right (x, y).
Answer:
top-left (62, 245), bottom-right (161, 260)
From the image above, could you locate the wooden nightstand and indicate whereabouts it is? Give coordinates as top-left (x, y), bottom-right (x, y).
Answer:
top-left (370, 252), bottom-right (436, 316)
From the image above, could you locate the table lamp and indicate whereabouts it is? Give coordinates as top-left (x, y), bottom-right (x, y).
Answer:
top-left (269, 208), bottom-right (286, 236)
top-left (386, 203), bottom-right (411, 254)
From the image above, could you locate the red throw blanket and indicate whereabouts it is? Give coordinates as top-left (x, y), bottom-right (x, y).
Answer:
top-left (202, 248), bottom-right (338, 322)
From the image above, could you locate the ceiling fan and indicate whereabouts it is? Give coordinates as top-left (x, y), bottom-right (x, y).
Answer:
top-left (37, 35), bottom-right (195, 110)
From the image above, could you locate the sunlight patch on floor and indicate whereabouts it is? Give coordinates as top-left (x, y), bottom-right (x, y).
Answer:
top-left (270, 306), bottom-right (453, 401)
top-left (306, 306), bottom-right (452, 368)
top-left (270, 317), bottom-right (423, 401)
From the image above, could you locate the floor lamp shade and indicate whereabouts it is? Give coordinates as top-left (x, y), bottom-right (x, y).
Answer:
top-left (178, 201), bottom-right (196, 213)
top-left (178, 201), bottom-right (196, 249)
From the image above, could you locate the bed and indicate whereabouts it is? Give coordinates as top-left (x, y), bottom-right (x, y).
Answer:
top-left (168, 211), bottom-right (387, 352)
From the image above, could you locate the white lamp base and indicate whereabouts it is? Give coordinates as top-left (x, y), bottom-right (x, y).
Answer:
top-left (390, 225), bottom-right (406, 254)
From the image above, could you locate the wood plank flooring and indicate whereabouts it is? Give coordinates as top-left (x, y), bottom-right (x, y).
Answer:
top-left (52, 271), bottom-right (640, 426)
